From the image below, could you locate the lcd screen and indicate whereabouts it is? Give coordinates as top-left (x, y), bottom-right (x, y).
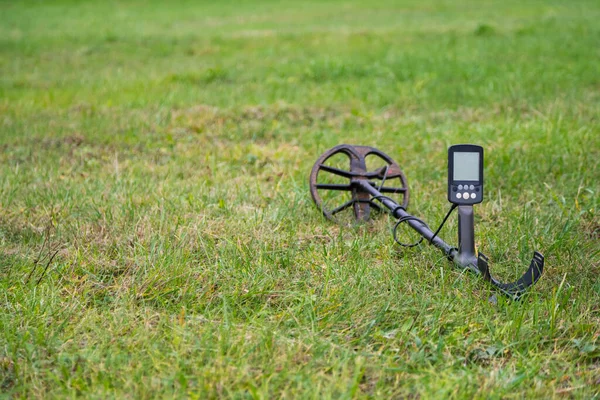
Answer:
top-left (453, 152), bottom-right (480, 181)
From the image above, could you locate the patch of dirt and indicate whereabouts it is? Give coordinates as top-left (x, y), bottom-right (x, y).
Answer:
top-left (42, 134), bottom-right (85, 150)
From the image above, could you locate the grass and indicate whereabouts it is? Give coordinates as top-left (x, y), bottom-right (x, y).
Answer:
top-left (1, 0), bottom-right (599, 397)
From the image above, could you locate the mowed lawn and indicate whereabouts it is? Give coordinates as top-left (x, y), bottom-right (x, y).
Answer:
top-left (1, 0), bottom-right (599, 398)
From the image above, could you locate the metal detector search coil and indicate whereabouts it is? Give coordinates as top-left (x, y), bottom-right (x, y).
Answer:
top-left (309, 144), bottom-right (544, 300)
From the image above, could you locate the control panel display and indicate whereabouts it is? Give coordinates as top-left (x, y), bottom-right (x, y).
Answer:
top-left (448, 144), bottom-right (483, 205)
top-left (453, 152), bottom-right (479, 181)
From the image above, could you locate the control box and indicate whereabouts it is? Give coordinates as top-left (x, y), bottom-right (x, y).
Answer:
top-left (448, 144), bottom-right (483, 205)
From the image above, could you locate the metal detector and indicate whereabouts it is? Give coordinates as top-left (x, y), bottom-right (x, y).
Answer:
top-left (309, 144), bottom-right (544, 299)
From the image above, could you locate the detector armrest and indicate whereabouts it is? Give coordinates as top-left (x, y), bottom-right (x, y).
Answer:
top-left (477, 251), bottom-right (544, 299)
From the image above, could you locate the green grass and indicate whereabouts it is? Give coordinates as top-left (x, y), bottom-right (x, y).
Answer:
top-left (1, 0), bottom-right (599, 397)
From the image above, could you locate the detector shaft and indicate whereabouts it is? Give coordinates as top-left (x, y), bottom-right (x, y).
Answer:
top-left (355, 180), bottom-right (457, 257)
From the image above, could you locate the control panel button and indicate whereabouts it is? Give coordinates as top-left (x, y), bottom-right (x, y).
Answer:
top-left (469, 184), bottom-right (475, 190)
top-left (458, 184), bottom-right (463, 190)
top-left (457, 193), bottom-right (462, 199)
top-left (462, 192), bottom-right (469, 198)
top-left (453, 186), bottom-right (457, 192)
top-left (475, 187), bottom-right (480, 192)
top-left (470, 193), bottom-right (476, 199)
